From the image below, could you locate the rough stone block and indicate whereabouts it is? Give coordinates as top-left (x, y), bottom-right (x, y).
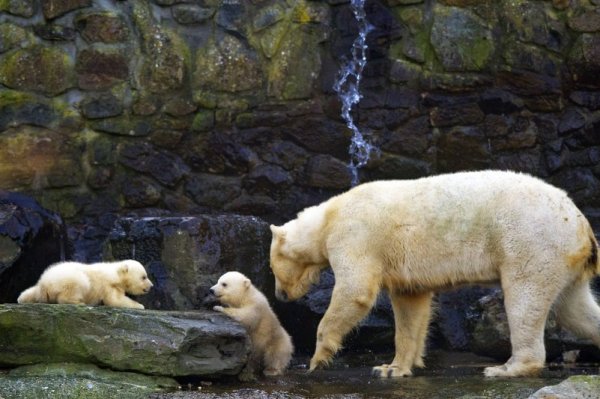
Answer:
top-left (0, 304), bottom-right (249, 377)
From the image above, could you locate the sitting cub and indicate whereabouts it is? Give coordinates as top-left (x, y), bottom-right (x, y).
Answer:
top-left (211, 271), bottom-right (293, 376)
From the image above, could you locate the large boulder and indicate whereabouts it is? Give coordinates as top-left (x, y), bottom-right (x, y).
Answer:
top-left (0, 191), bottom-right (68, 303)
top-left (104, 215), bottom-right (273, 310)
top-left (470, 290), bottom-right (600, 362)
top-left (0, 304), bottom-right (249, 377)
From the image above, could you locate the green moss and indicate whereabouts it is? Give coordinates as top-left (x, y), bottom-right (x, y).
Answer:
top-left (131, 0), bottom-right (190, 93)
top-left (293, 1), bottom-right (311, 24)
top-left (235, 112), bottom-right (255, 128)
top-left (0, 362), bottom-right (178, 399)
top-left (469, 35), bottom-right (493, 70)
top-left (0, 46), bottom-right (74, 95)
top-left (0, 89), bottom-right (33, 107)
top-left (193, 89), bottom-right (218, 109)
top-left (192, 109), bottom-right (214, 132)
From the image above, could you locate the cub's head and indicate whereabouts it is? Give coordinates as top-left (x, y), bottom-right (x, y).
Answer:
top-left (118, 260), bottom-right (153, 295)
top-left (269, 224), bottom-right (323, 302)
top-left (210, 271), bottom-right (251, 307)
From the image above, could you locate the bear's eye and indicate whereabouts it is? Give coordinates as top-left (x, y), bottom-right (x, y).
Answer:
top-left (221, 282), bottom-right (227, 287)
top-left (142, 276), bottom-right (147, 280)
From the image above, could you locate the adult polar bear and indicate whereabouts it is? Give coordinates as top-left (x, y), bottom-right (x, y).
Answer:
top-left (269, 170), bottom-right (600, 378)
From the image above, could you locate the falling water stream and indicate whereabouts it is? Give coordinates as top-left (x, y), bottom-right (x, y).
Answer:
top-left (333, 0), bottom-right (377, 186)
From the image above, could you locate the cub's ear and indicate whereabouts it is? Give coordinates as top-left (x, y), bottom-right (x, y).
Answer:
top-left (243, 278), bottom-right (251, 288)
top-left (270, 225), bottom-right (286, 239)
top-left (117, 262), bottom-right (129, 275)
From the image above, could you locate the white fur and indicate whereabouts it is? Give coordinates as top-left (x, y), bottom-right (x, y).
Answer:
top-left (17, 260), bottom-right (153, 309)
top-left (211, 271), bottom-right (294, 376)
top-left (270, 170), bottom-right (600, 378)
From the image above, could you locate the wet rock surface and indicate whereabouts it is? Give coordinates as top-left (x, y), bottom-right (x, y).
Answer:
top-left (529, 375), bottom-right (600, 399)
top-left (0, 304), bottom-right (249, 378)
top-left (146, 351), bottom-right (600, 399)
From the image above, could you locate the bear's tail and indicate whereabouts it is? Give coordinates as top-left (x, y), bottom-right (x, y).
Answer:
top-left (17, 286), bottom-right (44, 303)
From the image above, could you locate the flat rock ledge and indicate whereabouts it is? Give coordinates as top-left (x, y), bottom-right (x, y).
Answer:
top-left (0, 304), bottom-right (250, 378)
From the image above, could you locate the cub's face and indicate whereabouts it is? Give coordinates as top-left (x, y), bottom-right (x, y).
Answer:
top-left (119, 260), bottom-right (153, 295)
top-left (270, 225), bottom-right (321, 302)
top-left (210, 271), bottom-right (250, 306)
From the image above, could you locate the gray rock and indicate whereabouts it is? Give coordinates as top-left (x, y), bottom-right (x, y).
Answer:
top-left (430, 5), bottom-right (494, 72)
top-left (105, 215), bottom-right (272, 311)
top-left (0, 304), bottom-right (249, 377)
top-left (172, 5), bottom-right (215, 25)
top-left (528, 375), bottom-right (600, 399)
top-left (470, 290), bottom-right (600, 361)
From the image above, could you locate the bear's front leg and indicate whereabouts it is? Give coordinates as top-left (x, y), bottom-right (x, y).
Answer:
top-left (309, 269), bottom-right (380, 371)
top-left (104, 291), bottom-right (145, 309)
top-left (213, 305), bottom-right (245, 322)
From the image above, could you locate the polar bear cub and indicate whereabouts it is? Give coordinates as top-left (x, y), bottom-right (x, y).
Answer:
top-left (17, 260), bottom-right (153, 309)
top-left (211, 271), bottom-right (293, 376)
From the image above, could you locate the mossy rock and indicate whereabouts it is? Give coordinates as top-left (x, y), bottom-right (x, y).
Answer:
top-left (529, 375), bottom-right (600, 398)
top-left (131, 0), bottom-right (191, 93)
top-left (0, 362), bottom-right (178, 399)
top-left (0, 22), bottom-right (32, 53)
top-left (266, 25), bottom-right (322, 100)
top-left (0, 126), bottom-right (83, 191)
top-left (0, 304), bottom-right (249, 377)
top-left (194, 34), bottom-right (264, 93)
top-left (0, 46), bottom-right (75, 96)
top-left (430, 5), bottom-right (494, 72)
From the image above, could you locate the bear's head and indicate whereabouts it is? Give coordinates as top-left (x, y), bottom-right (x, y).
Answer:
top-left (118, 260), bottom-right (153, 296)
top-left (269, 224), bottom-right (323, 302)
top-left (210, 271), bottom-right (251, 307)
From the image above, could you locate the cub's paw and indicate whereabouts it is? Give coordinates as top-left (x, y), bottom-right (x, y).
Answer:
top-left (132, 303), bottom-right (145, 310)
top-left (372, 364), bottom-right (412, 378)
top-left (263, 368), bottom-right (283, 376)
top-left (213, 305), bottom-right (224, 312)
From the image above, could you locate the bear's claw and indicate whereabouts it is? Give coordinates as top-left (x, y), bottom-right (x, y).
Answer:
top-left (372, 364), bottom-right (412, 378)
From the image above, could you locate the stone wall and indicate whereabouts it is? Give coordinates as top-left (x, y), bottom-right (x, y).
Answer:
top-left (1, 0), bottom-right (600, 253)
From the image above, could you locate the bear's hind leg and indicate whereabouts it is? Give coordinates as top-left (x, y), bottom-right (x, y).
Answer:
top-left (373, 291), bottom-right (433, 378)
top-left (484, 276), bottom-right (563, 377)
top-left (55, 289), bottom-right (86, 305)
top-left (554, 280), bottom-right (600, 348)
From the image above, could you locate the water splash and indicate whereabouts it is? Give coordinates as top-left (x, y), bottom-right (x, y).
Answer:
top-left (333, 0), bottom-right (376, 186)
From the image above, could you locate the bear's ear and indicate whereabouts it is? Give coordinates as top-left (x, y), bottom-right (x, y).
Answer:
top-left (243, 278), bottom-right (251, 288)
top-left (270, 225), bottom-right (286, 239)
top-left (117, 262), bottom-right (129, 275)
